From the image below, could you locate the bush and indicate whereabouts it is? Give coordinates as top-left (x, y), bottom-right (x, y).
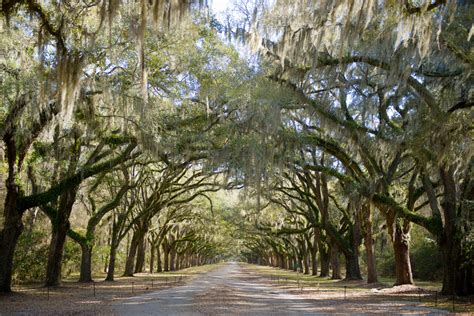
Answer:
top-left (377, 248), bottom-right (396, 278)
top-left (13, 230), bottom-right (49, 283)
top-left (410, 228), bottom-right (443, 281)
top-left (62, 239), bottom-right (82, 278)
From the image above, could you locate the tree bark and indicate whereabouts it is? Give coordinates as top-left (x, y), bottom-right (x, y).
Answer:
top-left (0, 186), bottom-right (23, 292)
top-left (134, 235), bottom-right (146, 273)
top-left (156, 245), bottom-right (162, 272)
top-left (320, 252), bottom-right (330, 277)
top-left (330, 246), bottom-right (342, 279)
top-left (344, 253), bottom-right (362, 280)
top-left (279, 253), bottom-right (285, 269)
top-left (106, 243), bottom-right (118, 281)
top-left (123, 231), bottom-right (140, 276)
top-left (393, 220), bottom-right (414, 285)
top-left (363, 205), bottom-right (378, 283)
top-left (303, 253), bottom-right (310, 275)
top-left (45, 222), bottom-right (70, 286)
top-left (163, 245), bottom-right (170, 272)
top-left (149, 245), bottom-right (155, 274)
top-left (440, 165), bottom-right (473, 295)
top-left (311, 249), bottom-right (318, 276)
top-left (169, 248), bottom-right (176, 271)
top-left (79, 243), bottom-right (93, 282)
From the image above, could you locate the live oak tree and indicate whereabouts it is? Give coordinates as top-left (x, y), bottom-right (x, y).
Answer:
top-left (1, 0), bottom-right (472, 297)
top-left (0, 0), bottom-right (205, 292)
top-left (234, 0), bottom-right (473, 295)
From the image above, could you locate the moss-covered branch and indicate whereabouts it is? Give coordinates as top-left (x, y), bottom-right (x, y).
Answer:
top-left (18, 142), bottom-right (138, 211)
top-left (372, 193), bottom-right (442, 236)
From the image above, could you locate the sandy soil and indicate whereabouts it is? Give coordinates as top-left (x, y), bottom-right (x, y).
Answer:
top-left (1, 263), bottom-right (470, 315)
top-left (112, 262), bottom-right (451, 315)
top-left (0, 274), bottom-right (187, 315)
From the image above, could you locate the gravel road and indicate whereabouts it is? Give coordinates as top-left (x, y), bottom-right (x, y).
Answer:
top-left (113, 262), bottom-right (447, 315)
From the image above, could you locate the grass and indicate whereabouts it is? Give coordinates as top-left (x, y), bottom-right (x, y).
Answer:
top-left (245, 263), bottom-right (474, 313)
top-left (9, 263), bottom-right (224, 298)
top-left (2, 263), bottom-right (224, 315)
top-left (4, 262), bottom-right (473, 314)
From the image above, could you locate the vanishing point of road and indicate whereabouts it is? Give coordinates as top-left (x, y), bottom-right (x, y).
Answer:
top-left (113, 262), bottom-right (447, 315)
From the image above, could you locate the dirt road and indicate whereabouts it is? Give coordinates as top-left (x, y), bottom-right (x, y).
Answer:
top-left (113, 262), bottom-right (447, 315)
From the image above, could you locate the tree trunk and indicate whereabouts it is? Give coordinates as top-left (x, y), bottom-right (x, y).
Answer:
top-left (0, 124), bottom-right (25, 293)
top-left (363, 205), bottom-right (378, 283)
top-left (279, 253), bottom-right (285, 269)
top-left (134, 236), bottom-right (146, 273)
top-left (175, 254), bottom-right (180, 270)
top-left (45, 222), bottom-right (70, 286)
top-left (311, 249), bottom-right (318, 276)
top-left (79, 243), bottom-right (93, 282)
top-left (365, 233), bottom-right (378, 283)
top-left (440, 240), bottom-right (471, 295)
top-left (169, 248), bottom-right (176, 271)
top-left (298, 257), bottom-right (304, 273)
top-left (149, 245), bottom-right (155, 274)
top-left (318, 240), bottom-right (330, 277)
top-left (124, 231), bottom-right (140, 276)
top-left (303, 253), bottom-right (310, 275)
top-left (440, 166), bottom-right (474, 295)
top-left (330, 246), bottom-right (342, 279)
top-left (344, 253), bottom-right (362, 280)
top-left (163, 246), bottom-right (170, 272)
top-left (311, 234), bottom-right (318, 275)
top-left (106, 243), bottom-right (118, 281)
top-left (393, 221), bottom-right (413, 285)
top-left (0, 186), bottom-right (23, 292)
top-left (156, 245), bottom-right (162, 272)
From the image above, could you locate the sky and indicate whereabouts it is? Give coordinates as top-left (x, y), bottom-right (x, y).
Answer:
top-left (210, 0), bottom-right (233, 15)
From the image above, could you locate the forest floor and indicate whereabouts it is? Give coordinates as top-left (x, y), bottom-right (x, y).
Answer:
top-left (1, 262), bottom-right (473, 315)
top-left (0, 264), bottom-right (218, 315)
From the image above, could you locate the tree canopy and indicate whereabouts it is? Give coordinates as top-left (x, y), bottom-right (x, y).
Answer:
top-left (0, 0), bottom-right (472, 297)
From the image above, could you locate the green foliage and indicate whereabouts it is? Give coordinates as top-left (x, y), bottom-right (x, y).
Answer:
top-left (377, 226), bottom-right (443, 281)
top-left (13, 230), bottom-right (49, 283)
top-left (92, 244), bottom-right (110, 275)
top-left (410, 228), bottom-right (443, 281)
top-left (62, 239), bottom-right (82, 278)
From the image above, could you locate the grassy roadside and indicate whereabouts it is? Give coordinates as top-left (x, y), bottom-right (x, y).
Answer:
top-left (244, 263), bottom-right (474, 314)
top-left (1, 263), bottom-right (223, 315)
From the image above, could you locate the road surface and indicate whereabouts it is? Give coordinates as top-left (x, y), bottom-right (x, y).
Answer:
top-left (113, 262), bottom-right (447, 315)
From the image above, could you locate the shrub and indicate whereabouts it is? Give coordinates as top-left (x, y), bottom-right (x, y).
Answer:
top-left (13, 230), bottom-right (49, 283)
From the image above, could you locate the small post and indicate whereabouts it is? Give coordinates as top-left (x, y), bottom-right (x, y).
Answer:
top-left (165, 277), bottom-right (168, 284)
top-left (47, 287), bottom-right (50, 300)
top-left (434, 292), bottom-right (438, 307)
top-left (418, 289), bottom-right (421, 302)
top-left (93, 283), bottom-right (96, 298)
top-left (344, 286), bottom-right (347, 299)
top-left (151, 280), bottom-right (154, 289)
top-left (132, 282), bottom-right (134, 294)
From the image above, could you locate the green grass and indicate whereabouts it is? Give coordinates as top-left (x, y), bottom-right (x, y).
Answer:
top-left (245, 263), bottom-right (474, 313)
top-left (64, 262), bottom-right (224, 280)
